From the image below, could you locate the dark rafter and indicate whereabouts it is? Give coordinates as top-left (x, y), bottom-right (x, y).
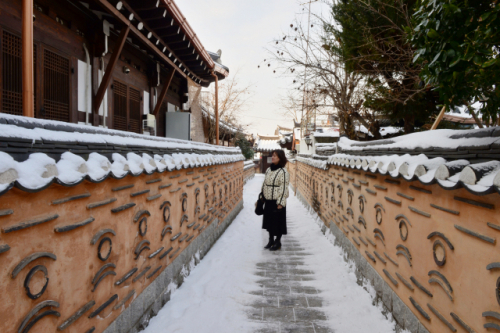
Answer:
top-left (152, 69), bottom-right (176, 116)
top-left (93, 24), bottom-right (130, 123)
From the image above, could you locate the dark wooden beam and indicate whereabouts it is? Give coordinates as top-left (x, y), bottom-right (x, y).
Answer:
top-left (140, 9), bottom-right (167, 21)
top-left (94, 0), bottom-right (207, 84)
top-left (148, 19), bottom-right (176, 30)
top-left (126, 0), bottom-right (159, 8)
top-left (152, 69), bottom-right (175, 117)
top-left (93, 24), bottom-right (130, 124)
top-left (164, 36), bottom-right (187, 45)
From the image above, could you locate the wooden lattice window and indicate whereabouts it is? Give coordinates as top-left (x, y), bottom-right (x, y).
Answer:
top-left (129, 87), bottom-right (141, 133)
top-left (1, 30), bottom-right (37, 115)
top-left (113, 81), bottom-right (127, 131)
top-left (42, 49), bottom-right (69, 121)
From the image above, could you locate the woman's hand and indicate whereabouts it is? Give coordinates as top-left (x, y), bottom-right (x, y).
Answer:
top-left (277, 205), bottom-right (283, 209)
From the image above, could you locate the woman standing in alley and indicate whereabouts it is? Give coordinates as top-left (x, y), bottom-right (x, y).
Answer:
top-left (261, 149), bottom-right (290, 251)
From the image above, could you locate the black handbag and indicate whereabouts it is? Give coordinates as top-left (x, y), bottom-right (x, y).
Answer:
top-left (255, 192), bottom-right (265, 215)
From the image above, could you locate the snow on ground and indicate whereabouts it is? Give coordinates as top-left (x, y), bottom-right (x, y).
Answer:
top-left (142, 175), bottom-right (401, 333)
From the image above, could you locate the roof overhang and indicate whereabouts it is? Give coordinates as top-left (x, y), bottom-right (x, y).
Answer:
top-left (91, 0), bottom-right (227, 86)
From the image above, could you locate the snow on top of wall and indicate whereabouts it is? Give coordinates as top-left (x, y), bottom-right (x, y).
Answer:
top-left (340, 127), bottom-right (500, 151)
top-left (295, 152), bottom-right (500, 196)
top-left (243, 160), bottom-right (255, 171)
top-left (0, 113), bottom-right (241, 153)
top-left (296, 155), bottom-right (328, 170)
top-left (0, 151), bottom-right (244, 195)
top-left (295, 127), bottom-right (500, 196)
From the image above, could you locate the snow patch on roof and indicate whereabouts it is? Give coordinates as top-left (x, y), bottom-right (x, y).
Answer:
top-left (0, 113), bottom-right (241, 153)
top-left (255, 139), bottom-right (281, 152)
top-left (340, 127), bottom-right (500, 151)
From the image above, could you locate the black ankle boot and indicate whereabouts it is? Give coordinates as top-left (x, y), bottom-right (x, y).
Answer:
top-left (270, 242), bottom-right (281, 251)
top-left (264, 237), bottom-right (274, 249)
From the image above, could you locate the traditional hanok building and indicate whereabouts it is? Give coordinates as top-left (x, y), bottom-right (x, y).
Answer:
top-left (0, 0), bottom-right (228, 141)
top-left (253, 134), bottom-right (281, 173)
top-left (201, 106), bottom-right (242, 146)
top-left (0, 2), bottom-right (245, 333)
top-left (275, 125), bottom-right (293, 151)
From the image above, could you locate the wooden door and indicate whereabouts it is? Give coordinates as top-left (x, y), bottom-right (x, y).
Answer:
top-left (113, 80), bottom-right (128, 131)
top-left (113, 81), bottom-right (142, 133)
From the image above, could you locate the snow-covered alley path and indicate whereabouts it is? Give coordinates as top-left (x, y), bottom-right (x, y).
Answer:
top-left (142, 175), bottom-right (402, 333)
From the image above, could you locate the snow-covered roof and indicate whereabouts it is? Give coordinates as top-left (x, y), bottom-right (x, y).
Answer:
top-left (0, 114), bottom-right (244, 196)
top-left (297, 127), bottom-right (500, 196)
top-left (312, 128), bottom-right (340, 138)
top-left (278, 129), bottom-right (293, 136)
top-left (208, 50), bottom-right (230, 74)
top-left (356, 125), bottom-right (402, 137)
top-left (279, 134), bottom-right (293, 144)
top-left (201, 107), bottom-right (243, 135)
top-left (254, 139), bottom-right (281, 152)
top-left (0, 113), bottom-right (241, 153)
top-left (340, 127), bottom-right (500, 152)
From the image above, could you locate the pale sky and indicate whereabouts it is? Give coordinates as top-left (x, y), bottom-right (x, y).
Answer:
top-left (176, 0), bottom-right (328, 136)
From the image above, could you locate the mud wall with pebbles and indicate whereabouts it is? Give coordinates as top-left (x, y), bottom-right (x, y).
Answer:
top-left (292, 160), bottom-right (500, 333)
top-left (243, 162), bottom-right (256, 183)
top-left (0, 161), bottom-right (244, 333)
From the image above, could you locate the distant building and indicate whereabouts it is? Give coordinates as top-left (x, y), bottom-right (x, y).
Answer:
top-left (298, 127), bottom-right (340, 155)
top-left (253, 134), bottom-right (281, 173)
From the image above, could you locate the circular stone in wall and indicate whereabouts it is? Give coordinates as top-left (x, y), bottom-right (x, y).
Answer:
top-left (399, 220), bottom-right (408, 241)
top-left (98, 237), bottom-right (112, 261)
top-left (24, 265), bottom-right (49, 300)
top-left (433, 239), bottom-right (446, 266)
top-left (359, 199), bottom-right (365, 214)
top-left (182, 198), bottom-right (187, 212)
top-left (496, 277), bottom-right (500, 306)
top-left (139, 217), bottom-right (148, 237)
top-left (376, 209), bottom-right (383, 225)
top-left (163, 205), bottom-right (170, 223)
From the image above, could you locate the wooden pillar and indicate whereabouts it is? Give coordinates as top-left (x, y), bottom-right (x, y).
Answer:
top-left (22, 0), bottom-right (34, 117)
top-left (210, 71), bottom-right (219, 145)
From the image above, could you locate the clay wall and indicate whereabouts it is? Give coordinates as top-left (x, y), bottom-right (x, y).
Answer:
top-left (244, 164), bottom-right (256, 183)
top-left (294, 160), bottom-right (499, 333)
top-left (0, 161), bottom-right (243, 333)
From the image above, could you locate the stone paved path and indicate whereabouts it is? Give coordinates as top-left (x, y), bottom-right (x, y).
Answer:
top-left (246, 223), bottom-right (333, 333)
top-left (142, 175), bottom-right (397, 333)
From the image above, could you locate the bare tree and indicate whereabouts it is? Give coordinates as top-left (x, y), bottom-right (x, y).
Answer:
top-left (268, 16), bottom-right (381, 139)
top-left (275, 89), bottom-right (301, 122)
top-left (201, 69), bottom-right (253, 144)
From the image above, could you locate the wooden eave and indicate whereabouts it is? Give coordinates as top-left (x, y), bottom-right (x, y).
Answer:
top-left (89, 0), bottom-right (227, 87)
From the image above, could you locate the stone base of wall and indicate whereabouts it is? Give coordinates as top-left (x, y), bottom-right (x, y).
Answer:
top-left (104, 200), bottom-right (244, 333)
top-left (295, 190), bottom-right (430, 333)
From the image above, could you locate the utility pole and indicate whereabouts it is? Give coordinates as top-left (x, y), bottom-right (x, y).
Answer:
top-left (300, 0), bottom-right (318, 138)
